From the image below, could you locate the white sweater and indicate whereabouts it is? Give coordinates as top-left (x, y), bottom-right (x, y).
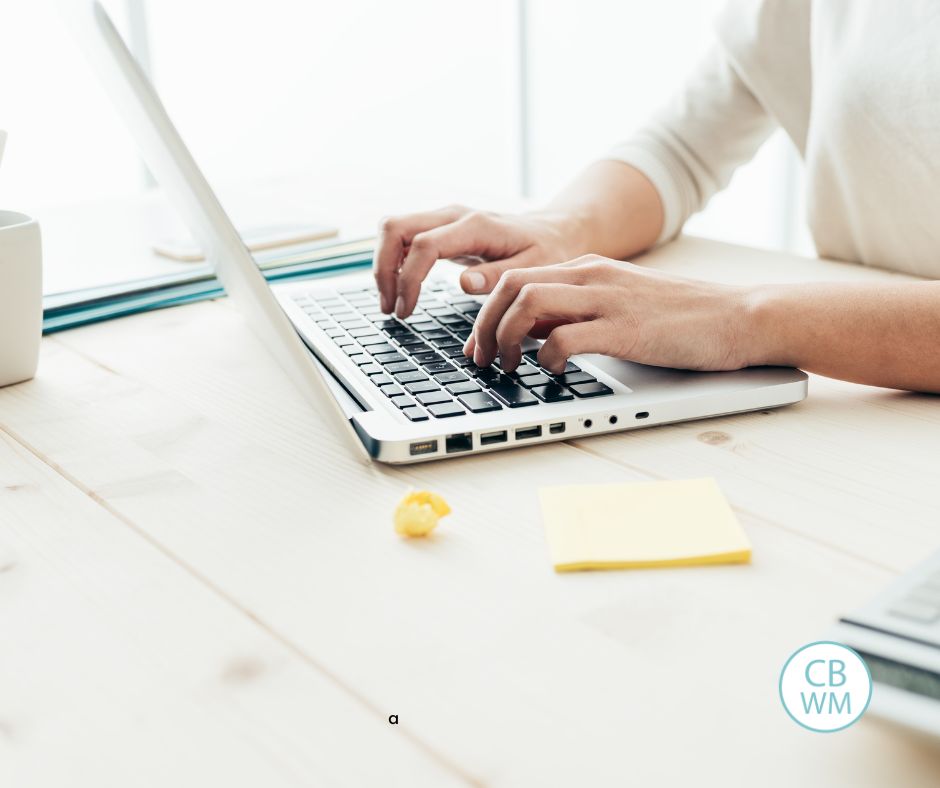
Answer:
top-left (608, 0), bottom-right (940, 278)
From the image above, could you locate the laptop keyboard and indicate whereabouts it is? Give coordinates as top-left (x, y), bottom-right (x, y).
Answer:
top-left (291, 280), bottom-right (613, 421)
top-left (886, 568), bottom-right (940, 625)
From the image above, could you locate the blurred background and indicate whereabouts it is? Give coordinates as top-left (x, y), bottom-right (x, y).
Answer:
top-left (1, 0), bottom-right (812, 294)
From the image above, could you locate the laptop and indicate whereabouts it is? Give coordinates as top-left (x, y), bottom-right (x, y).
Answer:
top-left (830, 550), bottom-right (940, 737)
top-left (61, 0), bottom-right (808, 464)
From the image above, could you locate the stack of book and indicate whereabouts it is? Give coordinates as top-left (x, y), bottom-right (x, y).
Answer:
top-left (42, 237), bottom-right (374, 334)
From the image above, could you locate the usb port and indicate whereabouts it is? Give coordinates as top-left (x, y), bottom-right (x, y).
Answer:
top-left (549, 422), bottom-right (565, 434)
top-left (445, 433), bottom-right (473, 453)
top-left (480, 430), bottom-right (507, 446)
top-left (409, 440), bottom-right (438, 456)
top-left (514, 425), bottom-right (543, 440)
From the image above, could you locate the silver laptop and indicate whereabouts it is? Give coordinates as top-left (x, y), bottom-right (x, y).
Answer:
top-left (830, 550), bottom-right (940, 738)
top-left (62, 0), bottom-right (807, 464)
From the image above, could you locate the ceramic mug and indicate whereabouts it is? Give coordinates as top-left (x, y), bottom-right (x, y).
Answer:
top-left (0, 210), bottom-right (42, 387)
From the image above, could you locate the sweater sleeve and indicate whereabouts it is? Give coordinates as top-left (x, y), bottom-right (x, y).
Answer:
top-left (606, 45), bottom-right (777, 244)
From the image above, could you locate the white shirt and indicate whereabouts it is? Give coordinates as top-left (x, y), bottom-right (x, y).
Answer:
top-left (608, 0), bottom-right (940, 278)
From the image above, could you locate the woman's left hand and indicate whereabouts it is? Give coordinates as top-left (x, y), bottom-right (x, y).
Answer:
top-left (464, 255), bottom-right (755, 374)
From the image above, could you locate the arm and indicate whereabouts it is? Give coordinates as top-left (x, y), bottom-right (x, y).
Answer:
top-left (464, 259), bottom-right (940, 395)
top-left (749, 282), bottom-right (940, 392)
top-left (372, 160), bottom-right (663, 317)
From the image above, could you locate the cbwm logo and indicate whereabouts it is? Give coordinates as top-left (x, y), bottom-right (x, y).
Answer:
top-left (779, 641), bottom-right (872, 732)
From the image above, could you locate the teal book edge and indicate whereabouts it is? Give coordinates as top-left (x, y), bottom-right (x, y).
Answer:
top-left (42, 249), bottom-right (373, 335)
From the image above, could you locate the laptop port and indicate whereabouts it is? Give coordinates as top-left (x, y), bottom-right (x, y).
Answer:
top-left (635, 411), bottom-right (650, 420)
top-left (480, 430), bottom-right (507, 446)
top-left (409, 440), bottom-right (438, 456)
top-left (445, 433), bottom-right (473, 453)
top-left (549, 422), bottom-right (565, 434)
top-left (515, 425), bottom-right (543, 440)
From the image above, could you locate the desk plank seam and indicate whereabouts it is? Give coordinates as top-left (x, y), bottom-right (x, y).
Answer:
top-left (0, 417), bottom-right (484, 788)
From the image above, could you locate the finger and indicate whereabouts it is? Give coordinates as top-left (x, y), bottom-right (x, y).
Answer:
top-left (538, 320), bottom-right (616, 374)
top-left (470, 266), bottom-right (591, 365)
top-left (482, 283), bottom-right (600, 370)
top-left (395, 211), bottom-right (504, 317)
top-left (462, 332), bottom-right (476, 358)
top-left (527, 318), bottom-right (571, 339)
top-left (457, 248), bottom-right (541, 295)
top-left (373, 205), bottom-right (466, 312)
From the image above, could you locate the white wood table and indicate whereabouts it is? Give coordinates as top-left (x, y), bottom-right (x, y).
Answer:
top-left (3, 234), bottom-right (940, 787)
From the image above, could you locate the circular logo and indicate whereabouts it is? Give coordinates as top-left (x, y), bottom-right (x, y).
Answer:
top-left (779, 641), bottom-right (872, 732)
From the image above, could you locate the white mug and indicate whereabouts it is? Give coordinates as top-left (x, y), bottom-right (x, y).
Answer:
top-left (0, 210), bottom-right (42, 387)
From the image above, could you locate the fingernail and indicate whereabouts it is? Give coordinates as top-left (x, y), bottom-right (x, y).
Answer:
top-left (395, 296), bottom-right (406, 317)
top-left (380, 295), bottom-right (391, 313)
top-left (464, 271), bottom-right (485, 292)
top-left (473, 347), bottom-right (485, 366)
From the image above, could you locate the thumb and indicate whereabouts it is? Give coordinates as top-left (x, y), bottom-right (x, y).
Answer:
top-left (459, 250), bottom-right (539, 295)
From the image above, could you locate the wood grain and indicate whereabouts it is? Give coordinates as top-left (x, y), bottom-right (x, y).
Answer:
top-left (0, 420), bottom-right (469, 787)
top-left (3, 233), bottom-right (940, 785)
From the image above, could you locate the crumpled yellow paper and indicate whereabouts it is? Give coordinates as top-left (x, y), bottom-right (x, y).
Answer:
top-left (394, 490), bottom-right (451, 537)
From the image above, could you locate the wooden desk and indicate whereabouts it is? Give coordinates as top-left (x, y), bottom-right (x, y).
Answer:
top-left (2, 236), bottom-right (939, 786)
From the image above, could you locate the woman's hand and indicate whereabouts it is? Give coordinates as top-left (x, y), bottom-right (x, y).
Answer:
top-left (464, 255), bottom-right (754, 375)
top-left (373, 205), bottom-right (584, 318)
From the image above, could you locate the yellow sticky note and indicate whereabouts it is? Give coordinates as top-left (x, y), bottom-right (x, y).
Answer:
top-left (538, 477), bottom-right (750, 572)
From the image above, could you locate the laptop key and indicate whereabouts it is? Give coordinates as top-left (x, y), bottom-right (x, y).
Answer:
top-left (411, 321), bottom-right (440, 333)
top-left (471, 366), bottom-right (500, 383)
top-left (427, 402), bottom-right (465, 418)
top-left (365, 343), bottom-right (397, 356)
top-left (373, 352), bottom-right (406, 365)
top-left (446, 380), bottom-right (481, 395)
top-left (342, 344), bottom-right (364, 356)
top-left (570, 381), bottom-right (614, 398)
top-left (424, 361), bottom-right (453, 375)
top-left (412, 351), bottom-right (444, 365)
top-left (396, 371), bottom-right (430, 384)
top-left (424, 330), bottom-right (453, 341)
top-left (405, 380), bottom-right (440, 395)
top-left (358, 334), bottom-right (390, 346)
top-left (518, 373), bottom-right (552, 388)
top-left (348, 326), bottom-right (378, 338)
top-left (556, 371), bottom-right (595, 386)
top-left (457, 391), bottom-right (502, 413)
top-left (390, 394), bottom-right (416, 409)
top-left (489, 380), bottom-right (539, 407)
top-left (334, 336), bottom-right (355, 347)
top-left (386, 361), bottom-right (418, 374)
top-left (384, 325), bottom-right (413, 337)
top-left (396, 334), bottom-right (426, 347)
top-left (379, 384), bottom-right (404, 398)
top-left (401, 406), bottom-right (429, 422)
top-left (888, 599), bottom-right (940, 624)
top-left (371, 374), bottom-right (393, 387)
top-left (431, 338), bottom-right (463, 350)
top-left (442, 347), bottom-right (468, 359)
top-left (417, 391), bottom-right (453, 406)
top-left (530, 383), bottom-right (574, 402)
top-left (361, 363), bottom-right (384, 376)
top-left (434, 371), bottom-right (468, 385)
top-left (513, 364), bottom-right (542, 378)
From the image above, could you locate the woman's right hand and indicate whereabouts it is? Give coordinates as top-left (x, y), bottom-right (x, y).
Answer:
top-left (373, 205), bottom-right (583, 318)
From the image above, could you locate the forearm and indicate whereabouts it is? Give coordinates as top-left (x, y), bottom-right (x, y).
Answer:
top-left (539, 160), bottom-right (664, 261)
top-left (747, 281), bottom-right (940, 392)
